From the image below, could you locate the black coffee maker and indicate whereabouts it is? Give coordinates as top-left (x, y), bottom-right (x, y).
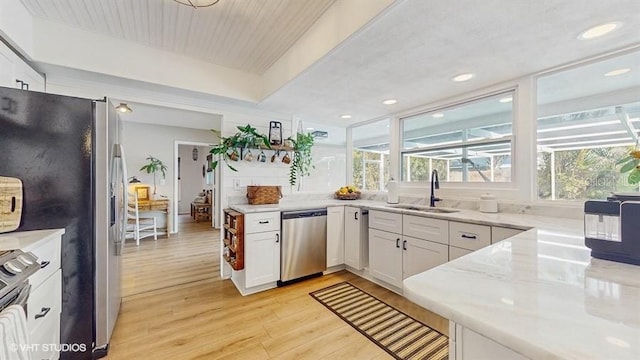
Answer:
top-left (584, 195), bottom-right (640, 266)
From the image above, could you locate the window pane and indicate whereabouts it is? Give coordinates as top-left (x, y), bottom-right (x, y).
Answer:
top-left (401, 91), bottom-right (514, 183)
top-left (352, 118), bottom-right (390, 190)
top-left (536, 50), bottom-right (640, 200)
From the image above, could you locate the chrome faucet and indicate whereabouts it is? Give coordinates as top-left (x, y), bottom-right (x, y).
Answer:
top-left (430, 170), bottom-right (441, 207)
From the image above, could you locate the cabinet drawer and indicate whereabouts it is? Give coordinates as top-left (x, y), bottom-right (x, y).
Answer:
top-left (403, 215), bottom-right (448, 245)
top-left (24, 235), bottom-right (61, 289)
top-left (491, 226), bottom-right (524, 244)
top-left (449, 222), bottom-right (491, 251)
top-left (369, 210), bottom-right (402, 234)
top-left (28, 269), bottom-right (62, 335)
top-left (245, 211), bottom-right (280, 234)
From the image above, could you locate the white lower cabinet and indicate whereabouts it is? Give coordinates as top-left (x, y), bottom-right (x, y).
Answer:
top-left (344, 206), bottom-right (368, 270)
top-left (449, 246), bottom-right (473, 261)
top-left (369, 226), bottom-right (448, 288)
top-left (403, 236), bottom-right (448, 279)
top-left (491, 226), bottom-right (524, 243)
top-left (244, 230), bottom-right (280, 288)
top-left (452, 322), bottom-right (529, 360)
top-left (15, 230), bottom-right (63, 360)
top-left (326, 206), bottom-right (345, 267)
top-left (369, 228), bottom-right (403, 287)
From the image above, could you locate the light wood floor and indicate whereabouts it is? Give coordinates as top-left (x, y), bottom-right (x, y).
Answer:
top-left (107, 215), bottom-right (448, 359)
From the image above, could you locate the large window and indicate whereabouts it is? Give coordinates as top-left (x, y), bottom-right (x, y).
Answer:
top-left (351, 119), bottom-right (390, 191)
top-left (537, 51), bottom-right (640, 200)
top-left (401, 91), bottom-right (514, 183)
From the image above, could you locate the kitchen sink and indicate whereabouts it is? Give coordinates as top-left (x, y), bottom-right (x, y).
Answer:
top-left (387, 204), bottom-right (459, 213)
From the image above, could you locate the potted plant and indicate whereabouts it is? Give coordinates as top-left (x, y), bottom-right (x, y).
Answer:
top-left (139, 155), bottom-right (168, 196)
top-left (209, 124), bottom-right (271, 171)
top-left (288, 131), bottom-right (314, 189)
top-left (618, 146), bottom-right (640, 185)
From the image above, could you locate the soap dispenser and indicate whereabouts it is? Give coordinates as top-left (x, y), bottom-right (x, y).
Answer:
top-left (387, 178), bottom-right (399, 204)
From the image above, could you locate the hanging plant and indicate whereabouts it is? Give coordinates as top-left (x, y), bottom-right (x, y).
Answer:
top-left (288, 132), bottom-right (315, 188)
top-left (209, 124), bottom-right (271, 172)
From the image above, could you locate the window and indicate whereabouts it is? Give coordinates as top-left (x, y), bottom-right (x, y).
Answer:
top-left (536, 51), bottom-right (640, 200)
top-left (401, 91), bottom-right (514, 183)
top-left (351, 119), bottom-right (390, 191)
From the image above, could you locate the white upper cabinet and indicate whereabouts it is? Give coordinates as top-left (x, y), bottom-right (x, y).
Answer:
top-left (0, 41), bottom-right (45, 92)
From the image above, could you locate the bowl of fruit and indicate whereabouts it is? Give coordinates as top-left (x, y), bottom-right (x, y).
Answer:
top-left (335, 185), bottom-right (361, 200)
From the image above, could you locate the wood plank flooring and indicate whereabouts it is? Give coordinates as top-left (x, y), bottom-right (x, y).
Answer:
top-left (106, 215), bottom-right (448, 359)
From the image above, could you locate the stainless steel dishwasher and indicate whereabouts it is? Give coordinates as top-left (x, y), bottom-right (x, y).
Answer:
top-left (279, 208), bottom-right (327, 284)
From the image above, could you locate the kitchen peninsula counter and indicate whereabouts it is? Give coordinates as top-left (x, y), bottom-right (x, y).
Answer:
top-left (404, 222), bottom-right (640, 359)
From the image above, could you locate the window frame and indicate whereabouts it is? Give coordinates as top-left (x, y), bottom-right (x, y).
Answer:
top-left (399, 89), bottom-right (516, 185)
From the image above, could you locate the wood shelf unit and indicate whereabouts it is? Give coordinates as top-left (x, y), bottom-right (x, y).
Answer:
top-left (223, 209), bottom-right (244, 270)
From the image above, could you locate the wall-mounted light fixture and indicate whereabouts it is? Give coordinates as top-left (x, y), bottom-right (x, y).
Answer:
top-left (128, 176), bottom-right (141, 184)
top-left (192, 147), bottom-right (199, 161)
top-left (115, 103), bottom-right (132, 113)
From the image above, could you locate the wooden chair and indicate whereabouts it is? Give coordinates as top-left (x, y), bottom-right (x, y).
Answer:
top-left (126, 192), bottom-right (158, 245)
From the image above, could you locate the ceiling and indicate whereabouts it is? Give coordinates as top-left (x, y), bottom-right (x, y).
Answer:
top-left (16, 0), bottom-right (640, 129)
top-left (19, 0), bottom-right (335, 74)
top-left (259, 0), bottom-right (640, 125)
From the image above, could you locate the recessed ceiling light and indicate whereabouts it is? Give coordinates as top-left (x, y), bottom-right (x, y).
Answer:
top-left (499, 96), bottom-right (513, 103)
top-left (604, 68), bottom-right (631, 77)
top-left (306, 127), bottom-right (315, 130)
top-left (578, 22), bottom-right (621, 40)
top-left (340, 114), bottom-right (352, 119)
top-left (432, 113), bottom-right (444, 118)
top-left (382, 99), bottom-right (397, 105)
top-left (452, 73), bottom-right (474, 82)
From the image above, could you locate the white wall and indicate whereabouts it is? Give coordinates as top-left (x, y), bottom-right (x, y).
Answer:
top-left (122, 122), bottom-right (216, 232)
top-left (178, 145), bottom-right (211, 214)
top-left (219, 115), bottom-right (293, 206)
top-left (303, 144), bottom-right (347, 192)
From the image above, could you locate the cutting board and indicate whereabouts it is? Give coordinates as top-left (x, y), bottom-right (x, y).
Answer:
top-left (0, 176), bottom-right (23, 233)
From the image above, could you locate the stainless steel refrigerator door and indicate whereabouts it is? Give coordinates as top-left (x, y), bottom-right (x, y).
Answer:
top-left (280, 213), bottom-right (327, 282)
top-left (94, 101), bottom-right (125, 350)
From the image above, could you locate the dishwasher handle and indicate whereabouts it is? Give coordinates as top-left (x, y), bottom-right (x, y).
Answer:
top-left (281, 209), bottom-right (327, 219)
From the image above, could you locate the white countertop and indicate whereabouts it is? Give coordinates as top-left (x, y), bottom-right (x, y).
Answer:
top-left (0, 228), bottom-right (65, 251)
top-left (404, 225), bottom-right (640, 359)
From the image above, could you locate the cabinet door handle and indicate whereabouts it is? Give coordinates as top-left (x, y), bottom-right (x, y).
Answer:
top-left (259, 220), bottom-right (269, 224)
top-left (10, 196), bottom-right (16, 212)
top-left (40, 261), bottom-right (50, 269)
top-left (403, 240), bottom-right (407, 251)
top-left (396, 238), bottom-right (400, 248)
top-left (354, 211), bottom-right (358, 220)
top-left (35, 307), bottom-right (51, 319)
top-left (461, 234), bottom-right (477, 240)
top-left (275, 234), bottom-right (279, 243)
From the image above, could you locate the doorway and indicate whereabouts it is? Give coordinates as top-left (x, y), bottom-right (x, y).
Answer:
top-left (174, 141), bottom-right (221, 232)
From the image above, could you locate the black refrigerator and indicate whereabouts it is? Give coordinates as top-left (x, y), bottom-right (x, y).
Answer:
top-left (0, 86), bottom-right (125, 359)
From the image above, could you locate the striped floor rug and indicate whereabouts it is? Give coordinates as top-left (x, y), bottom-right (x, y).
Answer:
top-left (310, 282), bottom-right (448, 360)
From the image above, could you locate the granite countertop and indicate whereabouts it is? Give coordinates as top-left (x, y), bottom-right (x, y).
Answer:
top-left (404, 225), bottom-right (640, 359)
